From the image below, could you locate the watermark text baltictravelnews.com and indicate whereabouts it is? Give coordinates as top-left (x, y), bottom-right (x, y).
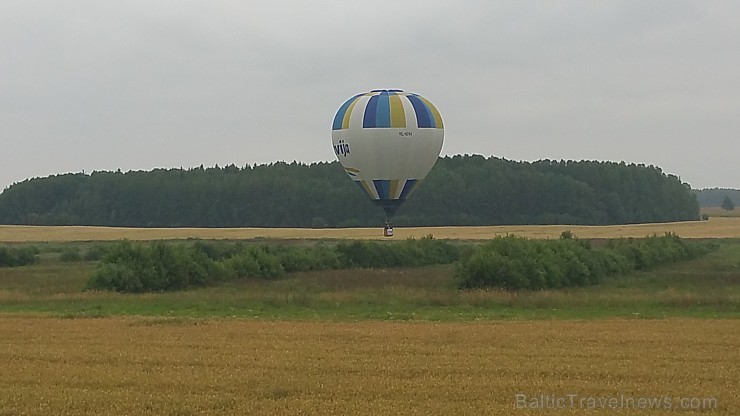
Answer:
top-left (515, 393), bottom-right (718, 411)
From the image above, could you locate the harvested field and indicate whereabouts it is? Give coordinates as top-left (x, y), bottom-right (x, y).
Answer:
top-left (0, 317), bottom-right (735, 415)
top-left (1, 217), bottom-right (739, 242)
top-left (701, 206), bottom-right (740, 218)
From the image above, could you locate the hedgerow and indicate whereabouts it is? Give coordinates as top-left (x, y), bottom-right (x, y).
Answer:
top-left (86, 234), bottom-right (715, 293)
top-left (87, 236), bottom-right (460, 292)
top-left (455, 233), bottom-right (717, 290)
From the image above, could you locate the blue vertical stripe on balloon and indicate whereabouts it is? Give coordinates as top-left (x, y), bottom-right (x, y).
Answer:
top-left (373, 179), bottom-right (390, 200)
top-left (333, 95), bottom-right (358, 130)
top-left (363, 94), bottom-right (380, 128)
top-left (398, 179), bottom-right (418, 200)
top-left (354, 181), bottom-right (373, 199)
top-left (375, 90), bottom-right (390, 128)
top-left (407, 95), bottom-right (433, 128)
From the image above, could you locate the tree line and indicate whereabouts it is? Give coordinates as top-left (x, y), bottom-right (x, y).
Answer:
top-left (693, 188), bottom-right (740, 208)
top-left (0, 155), bottom-right (699, 227)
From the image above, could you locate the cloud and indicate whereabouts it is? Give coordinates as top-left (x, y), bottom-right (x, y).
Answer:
top-left (1, 0), bottom-right (739, 190)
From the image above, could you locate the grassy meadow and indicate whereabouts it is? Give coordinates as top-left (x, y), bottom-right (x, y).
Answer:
top-left (0, 239), bottom-right (739, 319)
top-left (1, 223), bottom-right (739, 414)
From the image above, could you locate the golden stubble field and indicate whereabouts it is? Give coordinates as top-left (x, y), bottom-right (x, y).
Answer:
top-left (0, 317), bottom-right (737, 415)
top-left (2, 217), bottom-right (740, 242)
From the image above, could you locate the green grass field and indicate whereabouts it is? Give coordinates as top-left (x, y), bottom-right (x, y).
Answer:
top-left (2, 239), bottom-right (739, 320)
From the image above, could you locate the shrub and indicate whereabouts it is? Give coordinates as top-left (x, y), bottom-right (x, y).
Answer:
top-left (336, 241), bottom-right (396, 268)
top-left (249, 247), bottom-right (285, 279)
top-left (414, 235), bottom-right (460, 265)
top-left (560, 230), bottom-right (575, 240)
top-left (192, 240), bottom-right (244, 260)
top-left (0, 246), bottom-right (38, 267)
top-left (59, 247), bottom-right (82, 262)
top-left (219, 246), bottom-right (285, 279)
top-left (456, 249), bottom-right (527, 290)
top-left (221, 251), bottom-right (261, 279)
top-left (83, 244), bottom-right (106, 261)
top-left (87, 241), bottom-right (222, 292)
top-left (335, 236), bottom-right (460, 269)
top-left (273, 244), bottom-right (341, 273)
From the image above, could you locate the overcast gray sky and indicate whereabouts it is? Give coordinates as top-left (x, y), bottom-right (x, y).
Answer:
top-left (1, 0), bottom-right (738, 191)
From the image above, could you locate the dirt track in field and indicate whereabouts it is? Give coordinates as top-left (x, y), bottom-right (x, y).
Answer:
top-left (1, 217), bottom-right (739, 242)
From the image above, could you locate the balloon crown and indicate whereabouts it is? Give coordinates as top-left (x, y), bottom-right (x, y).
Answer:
top-left (333, 90), bottom-right (443, 130)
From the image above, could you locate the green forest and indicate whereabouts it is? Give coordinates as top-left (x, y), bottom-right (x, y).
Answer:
top-left (0, 155), bottom-right (699, 227)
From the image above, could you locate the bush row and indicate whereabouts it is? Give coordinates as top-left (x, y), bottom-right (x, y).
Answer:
top-left (86, 233), bottom-right (715, 293)
top-left (607, 233), bottom-right (714, 271)
top-left (0, 246), bottom-right (38, 267)
top-left (455, 233), bottom-right (716, 290)
top-left (87, 236), bottom-right (460, 292)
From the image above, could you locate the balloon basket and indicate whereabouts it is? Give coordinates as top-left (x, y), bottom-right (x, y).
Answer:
top-left (383, 224), bottom-right (394, 238)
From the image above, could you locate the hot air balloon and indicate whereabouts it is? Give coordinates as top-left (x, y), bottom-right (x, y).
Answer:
top-left (331, 89), bottom-right (444, 235)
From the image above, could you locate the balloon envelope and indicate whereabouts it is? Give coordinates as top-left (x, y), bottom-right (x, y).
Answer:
top-left (331, 89), bottom-right (444, 217)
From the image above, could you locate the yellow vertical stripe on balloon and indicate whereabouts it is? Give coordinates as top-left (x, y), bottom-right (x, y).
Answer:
top-left (389, 179), bottom-right (401, 199)
top-left (341, 96), bottom-right (361, 129)
top-left (360, 180), bottom-right (378, 200)
top-left (389, 93), bottom-right (406, 128)
top-left (418, 96), bottom-right (444, 129)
